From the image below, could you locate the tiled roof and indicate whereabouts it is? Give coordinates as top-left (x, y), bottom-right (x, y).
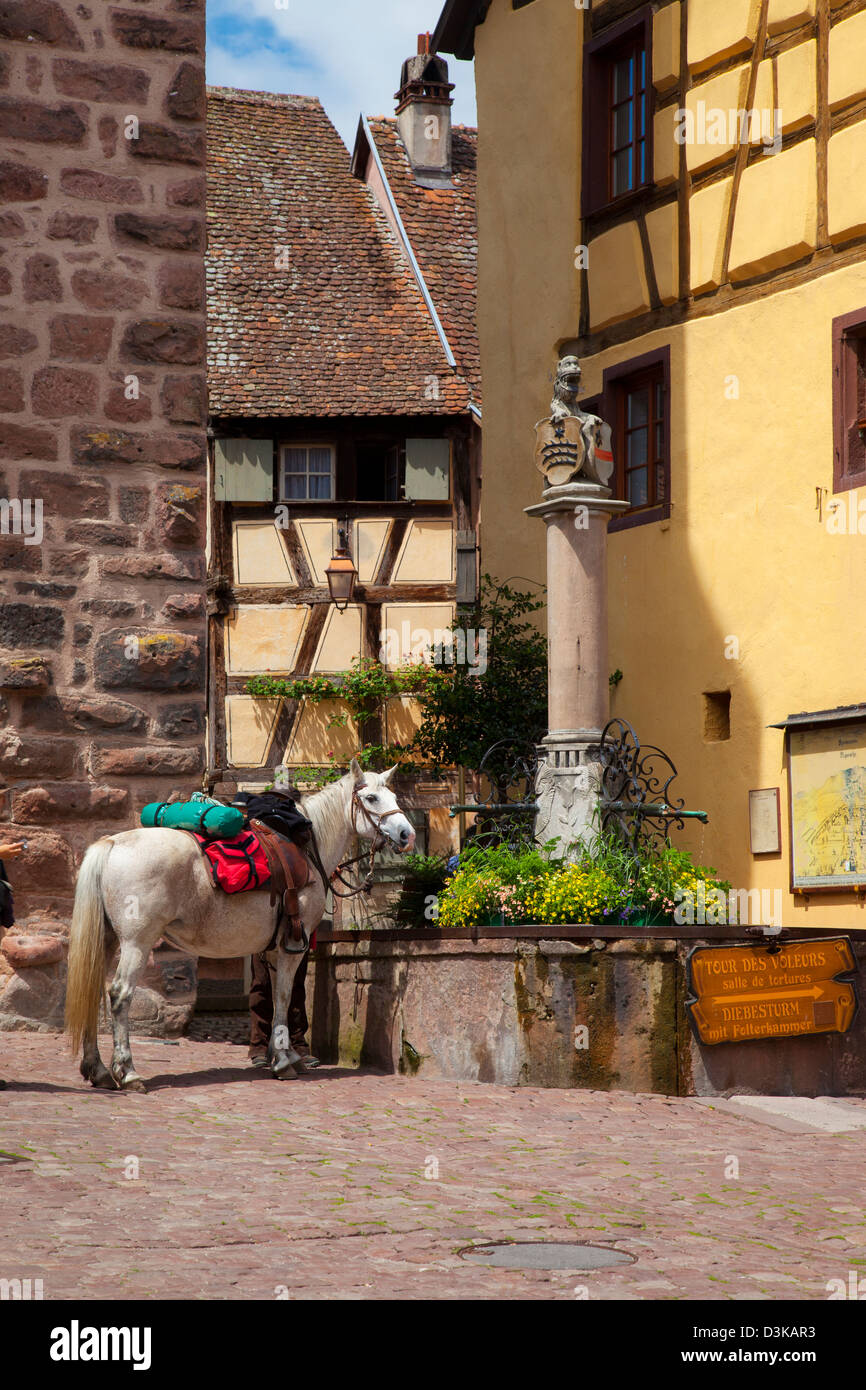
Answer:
top-left (206, 88), bottom-right (472, 418)
top-left (366, 118), bottom-right (480, 405)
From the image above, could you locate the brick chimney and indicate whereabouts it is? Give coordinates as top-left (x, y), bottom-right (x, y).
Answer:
top-left (395, 33), bottom-right (455, 187)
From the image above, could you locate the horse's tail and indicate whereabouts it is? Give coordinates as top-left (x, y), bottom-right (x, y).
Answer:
top-left (65, 837), bottom-right (112, 1055)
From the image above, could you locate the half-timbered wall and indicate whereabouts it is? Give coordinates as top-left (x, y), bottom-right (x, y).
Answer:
top-left (460, 0), bottom-right (866, 930)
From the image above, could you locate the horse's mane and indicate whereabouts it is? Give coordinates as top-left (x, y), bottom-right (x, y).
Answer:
top-left (299, 774), bottom-right (352, 871)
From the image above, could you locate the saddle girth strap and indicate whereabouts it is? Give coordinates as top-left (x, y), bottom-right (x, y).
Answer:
top-left (249, 819), bottom-right (311, 951)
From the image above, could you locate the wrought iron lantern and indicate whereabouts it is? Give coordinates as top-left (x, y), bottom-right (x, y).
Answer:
top-left (324, 527), bottom-right (358, 612)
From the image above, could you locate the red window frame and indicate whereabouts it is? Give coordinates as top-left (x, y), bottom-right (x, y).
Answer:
top-left (598, 345), bottom-right (671, 532)
top-left (582, 7), bottom-right (654, 218)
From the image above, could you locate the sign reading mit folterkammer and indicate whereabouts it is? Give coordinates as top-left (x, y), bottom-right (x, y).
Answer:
top-left (686, 937), bottom-right (858, 1045)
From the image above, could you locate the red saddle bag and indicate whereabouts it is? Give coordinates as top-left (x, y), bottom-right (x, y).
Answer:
top-left (190, 830), bottom-right (271, 894)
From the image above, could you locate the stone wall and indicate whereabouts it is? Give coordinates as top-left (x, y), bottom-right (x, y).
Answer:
top-left (0, 0), bottom-right (208, 1030)
top-left (310, 932), bottom-right (866, 1097)
top-left (310, 935), bottom-right (680, 1092)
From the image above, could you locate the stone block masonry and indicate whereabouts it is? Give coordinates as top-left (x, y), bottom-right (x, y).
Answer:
top-left (0, 0), bottom-right (207, 1031)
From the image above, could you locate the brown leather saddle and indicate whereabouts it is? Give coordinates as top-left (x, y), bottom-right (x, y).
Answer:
top-left (248, 819), bottom-right (312, 953)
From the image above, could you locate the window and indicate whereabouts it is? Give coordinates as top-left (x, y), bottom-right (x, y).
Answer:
top-left (601, 346), bottom-right (670, 530)
top-left (280, 444), bottom-right (334, 501)
top-left (356, 441), bottom-right (402, 502)
top-left (832, 307), bottom-right (866, 494)
top-left (583, 9), bottom-right (653, 216)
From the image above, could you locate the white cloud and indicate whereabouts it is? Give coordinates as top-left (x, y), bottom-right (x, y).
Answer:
top-left (207, 0), bottom-right (477, 149)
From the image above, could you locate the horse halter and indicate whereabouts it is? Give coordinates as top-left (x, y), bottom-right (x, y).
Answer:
top-left (350, 785), bottom-right (402, 844)
top-left (306, 785), bottom-right (404, 906)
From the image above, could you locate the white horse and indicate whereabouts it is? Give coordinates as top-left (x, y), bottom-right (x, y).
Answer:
top-left (65, 761), bottom-right (415, 1091)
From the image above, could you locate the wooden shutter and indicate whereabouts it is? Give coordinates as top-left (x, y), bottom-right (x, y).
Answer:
top-left (214, 438), bottom-right (274, 502)
top-left (404, 438), bottom-right (451, 500)
top-left (456, 530), bottom-right (478, 603)
top-left (833, 311), bottom-right (866, 494)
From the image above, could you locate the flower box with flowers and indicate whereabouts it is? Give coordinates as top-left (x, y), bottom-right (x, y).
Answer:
top-left (434, 841), bottom-right (731, 932)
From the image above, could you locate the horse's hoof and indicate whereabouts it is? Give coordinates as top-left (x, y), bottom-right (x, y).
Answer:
top-left (120, 1074), bottom-right (147, 1093)
top-left (271, 1058), bottom-right (297, 1080)
top-left (80, 1061), bottom-right (117, 1089)
top-left (91, 1070), bottom-right (118, 1090)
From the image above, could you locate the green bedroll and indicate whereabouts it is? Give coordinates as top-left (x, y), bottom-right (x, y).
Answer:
top-left (140, 799), bottom-right (245, 839)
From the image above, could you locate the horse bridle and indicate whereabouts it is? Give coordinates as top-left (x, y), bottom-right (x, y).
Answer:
top-left (350, 785), bottom-right (402, 843)
top-left (306, 786), bottom-right (404, 904)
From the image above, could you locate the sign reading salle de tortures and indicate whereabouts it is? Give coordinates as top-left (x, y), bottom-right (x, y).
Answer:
top-left (686, 938), bottom-right (858, 1046)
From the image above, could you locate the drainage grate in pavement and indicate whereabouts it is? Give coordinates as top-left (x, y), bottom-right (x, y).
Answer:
top-left (459, 1242), bottom-right (636, 1271)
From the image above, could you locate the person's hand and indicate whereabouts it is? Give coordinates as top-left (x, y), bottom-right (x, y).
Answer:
top-left (0, 842), bottom-right (24, 859)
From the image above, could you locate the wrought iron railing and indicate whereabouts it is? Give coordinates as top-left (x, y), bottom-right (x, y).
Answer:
top-left (599, 717), bottom-right (707, 855)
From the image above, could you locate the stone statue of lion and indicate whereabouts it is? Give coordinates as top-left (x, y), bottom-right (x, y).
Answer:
top-left (537, 355), bottom-right (614, 487)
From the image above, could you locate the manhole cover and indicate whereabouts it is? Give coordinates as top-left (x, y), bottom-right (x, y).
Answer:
top-left (459, 1242), bottom-right (635, 1271)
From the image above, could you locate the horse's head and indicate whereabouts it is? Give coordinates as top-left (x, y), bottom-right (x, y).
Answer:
top-left (350, 759), bottom-right (416, 854)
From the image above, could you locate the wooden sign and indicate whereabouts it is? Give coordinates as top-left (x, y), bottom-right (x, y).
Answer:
top-left (686, 937), bottom-right (858, 1046)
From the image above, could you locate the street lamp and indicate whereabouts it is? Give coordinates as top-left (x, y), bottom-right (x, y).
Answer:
top-left (324, 526), bottom-right (358, 613)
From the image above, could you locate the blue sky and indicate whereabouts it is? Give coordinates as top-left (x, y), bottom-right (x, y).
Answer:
top-left (206, 0), bottom-right (477, 149)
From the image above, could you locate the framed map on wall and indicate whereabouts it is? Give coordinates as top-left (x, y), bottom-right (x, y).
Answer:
top-left (788, 717), bottom-right (866, 891)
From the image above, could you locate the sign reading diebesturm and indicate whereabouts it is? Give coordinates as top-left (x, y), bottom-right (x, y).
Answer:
top-left (686, 938), bottom-right (858, 1045)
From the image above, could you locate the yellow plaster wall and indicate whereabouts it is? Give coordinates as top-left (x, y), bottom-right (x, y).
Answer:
top-left (393, 519), bottom-right (455, 583)
top-left (652, 2), bottom-right (681, 93)
top-left (645, 203), bottom-right (679, 305)
top-left (232, 521), bottom-right (295, 586)
top-left (296, 519), bottom-right (336, 585)
top-left (828, 118), bottom-right (866, 245)
top-left (728, 139), bottom-right (817, 281)
top-left (385, 696), bottom-right (425, 747)
top-left (587, 222), bottom-right (651, 330)
top-left (380, 603), bottom-right (457, 668)
top-left (225, 696), bottom-right (282, 767)
top-left (471, 0), bottom-right (584, 592)
top-left (353, 519), bottom-right (391, 583)
top-left (310, 604), bottom-right (363, 673)
top-left (828, 9), bottom-right (866, 111)
top-left (471, 0), bottom-right (866, 932)
top-left (654, 104), bottom-right (681, 187)
top-left (574, 258), bottom-right (866, 929)
top-left (767, 0), bottom-right (816, 35)
top-left (225, 605), bottom-right (307, 675)
top-left (687, 0), bottom-right (761, 76)
top-left (689, 177), bottom-right (733, 294)
top-left (284, 699), bottom-right (359, 766)
top-left (685, 66), bottom-right (751, 173)
top-left (776, 40), bottom-right (817, 134)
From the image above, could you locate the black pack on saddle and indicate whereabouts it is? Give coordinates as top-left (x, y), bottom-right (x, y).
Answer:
top-left (231, 790), bottom-right (313, 846)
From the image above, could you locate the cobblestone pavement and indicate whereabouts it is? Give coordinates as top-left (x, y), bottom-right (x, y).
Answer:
top-left (1, 1033), bottom-right (865, 1302)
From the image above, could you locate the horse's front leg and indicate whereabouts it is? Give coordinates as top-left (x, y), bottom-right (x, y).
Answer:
top-left (269, 949), bottom-right (306, 1079)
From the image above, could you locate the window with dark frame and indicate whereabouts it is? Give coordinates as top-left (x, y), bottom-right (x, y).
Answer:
top-left (609, 34), bottom-right (647, 200)
top-left (598, 346), bottom-right (671, 530)
top-left (617, 368), bottom-right (666, 510)
top-left (583, 8), bottom-right (653, 217)
top-left (832, 307), bottom-right (866, 495)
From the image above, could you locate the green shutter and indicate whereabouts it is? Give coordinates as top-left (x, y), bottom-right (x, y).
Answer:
top-left (404, 438), bottom-right (450, 500)
top-left (214, 438), bottom-right (274, 502)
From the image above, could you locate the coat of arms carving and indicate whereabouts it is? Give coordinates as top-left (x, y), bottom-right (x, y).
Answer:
top-left (534, 355), bottom-right (615, 489)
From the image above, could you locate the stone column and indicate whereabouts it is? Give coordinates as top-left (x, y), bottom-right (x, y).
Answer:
top-left (525, 481), bottom-right (629, 855)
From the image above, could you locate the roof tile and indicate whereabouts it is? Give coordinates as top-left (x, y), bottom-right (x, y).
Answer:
top-left (206, 87), bottom-right (472, 418)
